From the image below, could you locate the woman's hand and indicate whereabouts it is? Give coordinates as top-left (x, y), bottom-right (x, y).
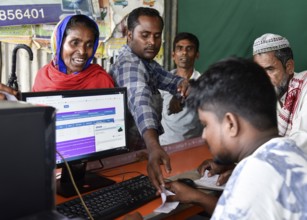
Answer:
top-left (0, 83), bottom-right (18, 100)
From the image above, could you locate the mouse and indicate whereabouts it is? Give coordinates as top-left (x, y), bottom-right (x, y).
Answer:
top-left (177, 178), bottom-right (197, 188)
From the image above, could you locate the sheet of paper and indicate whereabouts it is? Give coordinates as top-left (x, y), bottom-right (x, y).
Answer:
top-left (154, 186), bottom-right (179, 214)
top-left (194, 170), bottom-right (225, 191)
top-left (0, 91), bottom-right (18, 101)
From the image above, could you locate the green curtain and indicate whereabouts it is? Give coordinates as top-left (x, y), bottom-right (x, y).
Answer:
top-left (178, 0), bottom-right (307, 73)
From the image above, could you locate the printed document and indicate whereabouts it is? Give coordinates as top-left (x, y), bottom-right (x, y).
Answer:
top-left (194, 170), bottom-right (225, 191)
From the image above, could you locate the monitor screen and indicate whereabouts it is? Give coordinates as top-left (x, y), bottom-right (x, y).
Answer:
top-left (21, 88), bottom-right (129, 197)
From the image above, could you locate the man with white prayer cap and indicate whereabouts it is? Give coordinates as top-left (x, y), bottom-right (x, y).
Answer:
top-left (253, 33), bottom-right (307, 151)
top-left (184, 34), bottom-right (307, 188)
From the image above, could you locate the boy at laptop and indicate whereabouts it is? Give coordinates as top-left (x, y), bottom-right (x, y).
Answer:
top-left (166, 57), bottom-right (307, 218)
top-left (125, 57), bottom-right (307, 219)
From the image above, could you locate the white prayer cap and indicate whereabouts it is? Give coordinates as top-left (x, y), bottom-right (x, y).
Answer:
top-left (253, 33), bottom-right (290, 55)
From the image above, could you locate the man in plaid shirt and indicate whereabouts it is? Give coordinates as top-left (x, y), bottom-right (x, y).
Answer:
top-left (110, 7), bottom-right (189, 192)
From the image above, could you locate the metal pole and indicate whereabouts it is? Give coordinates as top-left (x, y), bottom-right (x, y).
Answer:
top-left (163, 0), bottom-right (178, 71)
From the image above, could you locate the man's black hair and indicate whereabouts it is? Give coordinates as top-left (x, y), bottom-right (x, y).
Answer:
top-left (173, 32), bottom-right (199, 52)
top-left (187, 57), bottom-right (277, 130)
top-left (127, 7), bottom-right (164, 32)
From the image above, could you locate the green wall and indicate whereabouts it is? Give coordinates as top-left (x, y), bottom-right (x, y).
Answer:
top-left (178, 0), bottom-right (307, 73)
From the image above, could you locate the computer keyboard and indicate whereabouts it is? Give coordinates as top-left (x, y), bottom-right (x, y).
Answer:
top-left (56, 175), bottom-right (158, 220)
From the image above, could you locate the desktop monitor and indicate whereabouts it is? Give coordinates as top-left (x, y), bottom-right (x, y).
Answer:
top-left (22, 88), bottom-right (129, 197)
top-left (0, 101), bottom-right (56, 220)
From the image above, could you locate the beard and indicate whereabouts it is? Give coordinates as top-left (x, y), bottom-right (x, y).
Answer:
top-left (275, 72), bottom-right (290, 98)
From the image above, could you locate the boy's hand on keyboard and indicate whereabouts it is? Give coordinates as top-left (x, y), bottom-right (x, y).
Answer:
top-left (197, 159), bottom-right (235, 186)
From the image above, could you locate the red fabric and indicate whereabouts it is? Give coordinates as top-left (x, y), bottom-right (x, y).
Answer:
top-left (32, 62), bottom-right (114, 91)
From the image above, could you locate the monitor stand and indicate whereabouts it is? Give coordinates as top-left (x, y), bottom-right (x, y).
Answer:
top-left (56, 162), bottom-right (115, 198)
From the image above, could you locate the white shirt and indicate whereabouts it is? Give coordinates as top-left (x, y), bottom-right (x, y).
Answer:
top-left (159, 69), bottom-right (202, 145)
top-left (212, 138), bottom-right (307, 219)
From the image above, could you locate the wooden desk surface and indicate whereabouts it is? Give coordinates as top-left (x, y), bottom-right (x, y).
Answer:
top-left (56, 143), bottom-right (212, 220)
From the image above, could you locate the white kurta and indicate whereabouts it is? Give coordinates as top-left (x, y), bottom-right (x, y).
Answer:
top-left (278, 71), bottom-right (307, 152)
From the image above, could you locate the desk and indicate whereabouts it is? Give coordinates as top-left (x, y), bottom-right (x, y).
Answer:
top-left (56, 142), bottom-right (212, 220)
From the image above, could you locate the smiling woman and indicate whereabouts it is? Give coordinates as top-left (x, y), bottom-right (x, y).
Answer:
top-left (32, 14), bottom-right (114, 92)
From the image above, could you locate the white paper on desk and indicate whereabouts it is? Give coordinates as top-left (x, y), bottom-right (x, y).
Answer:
top-left (154, 187), bottom-right (179, 214)
top-left (194, 170), bottom-right (225, 191)
top-left (0, 91), bottom-right (18, 101)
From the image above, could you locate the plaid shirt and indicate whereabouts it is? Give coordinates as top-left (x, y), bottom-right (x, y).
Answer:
top-left (110, 45), bottom-right (183, 136)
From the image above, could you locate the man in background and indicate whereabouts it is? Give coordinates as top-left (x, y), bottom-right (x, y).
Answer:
top-left (253, 33), bottom-right (307, 150)
top-left (109, 7), bottom-right (189, 191)
top-left (159, 32), bottom-right (203, 145)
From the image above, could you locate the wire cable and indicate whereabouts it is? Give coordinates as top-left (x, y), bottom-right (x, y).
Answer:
top-left (88, 163), bottom-right (143, 182)
top-left (56, 150), bottom-right (94, 220)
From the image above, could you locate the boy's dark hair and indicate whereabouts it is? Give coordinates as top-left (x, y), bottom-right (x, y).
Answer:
top-left (173, 32), bottom-right (199, 52)
top-left (187, 57), bottom-right (277, 130)
top-left (127, 7), bottom-right (164, 32)
top-left (65, 14), bottom-right (99, 41)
